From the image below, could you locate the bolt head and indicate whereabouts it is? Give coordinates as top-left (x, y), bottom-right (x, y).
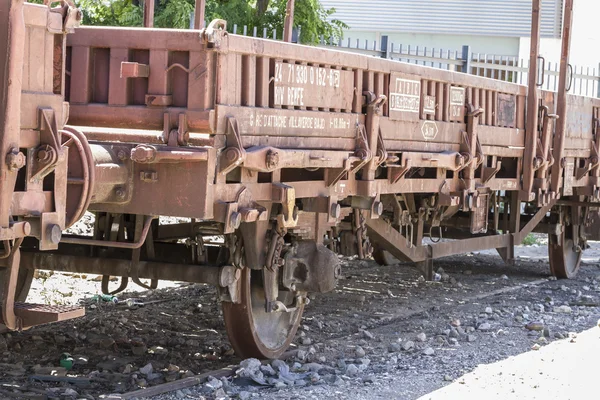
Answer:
top-left (22, 222), bottom-right (31, 237)
top-left (6, 150), bottom-right (26, 171)
top-left (47, 224), bottom-right (62, 245)
top-left (225, 148), bottom-right (240, 162)
top-left (230, 212), bottom-right (241, 229)
top-left (330, 203), bottom-right (341, 219)
top-left (373, 201), bottom-right (384, 216)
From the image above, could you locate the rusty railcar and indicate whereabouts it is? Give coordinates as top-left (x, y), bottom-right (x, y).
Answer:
top-left (1, 0), bottom-right (598, 358)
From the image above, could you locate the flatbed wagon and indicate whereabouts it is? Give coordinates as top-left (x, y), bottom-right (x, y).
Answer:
top-left (0, 0), bottom-right (598, 358)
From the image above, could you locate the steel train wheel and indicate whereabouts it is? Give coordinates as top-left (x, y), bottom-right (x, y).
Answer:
top-left (549, 225), bottom-right (582, 279)
top-left (222, 268), bottom-right (304, 359)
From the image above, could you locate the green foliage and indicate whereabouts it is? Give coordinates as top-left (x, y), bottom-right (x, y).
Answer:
top-left (156, 0), bottom-right (194, 29)
top-left (26, 0), bottom-right (346, 44)
top-left (521, 233), bottom-right (539, 246)
top-left (28, 0), bottom-right (143, 26)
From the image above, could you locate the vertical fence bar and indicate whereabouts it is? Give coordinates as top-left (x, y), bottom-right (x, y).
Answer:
top-left (381, 35), bottom-right (389, 59)
top-left (597, 63), bottom-right (600, 98)
top-left (586, 67), bottom-right (590, 97)
top-left (462, 45), bottom-right (471, 75)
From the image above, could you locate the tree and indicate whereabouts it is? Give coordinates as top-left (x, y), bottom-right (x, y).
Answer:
top-left (28, 0), bottom-right (143, 26)
top-left (27, 0), bottom-right (347, 44)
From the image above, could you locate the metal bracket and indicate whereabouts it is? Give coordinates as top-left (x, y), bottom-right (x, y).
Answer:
top-left (201, 19), bottom-right (227, 48)
top-left (536, 106), bottom-right (558, 171)
top-left (121, 62), bottom-right (150, 78)
top-left (481, 161), bottom-right (502, 184)
top-left (376, 128), bottom-right (388, 167)
top-left (219, 118), bottom-right (246, 175)
top-left (30, 109), bottom-right (62, 181)
top-left (326, 123), bottom-right (371, 187)
top-left (576, 145), bottom-right (600, 180)
top-left (273, 183), bottom-right (298, 230)
top-left (46, 1), bottom-right (81, 34)
top-left (388, 158), bottom-right (411, 184)
top-left (460, 129), bottom-right (484, 170)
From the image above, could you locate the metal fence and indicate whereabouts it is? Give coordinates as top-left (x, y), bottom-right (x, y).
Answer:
top-left (320, 35), bottom-right (600, 99)
top-left (225, 24), bottom-right (600, 99)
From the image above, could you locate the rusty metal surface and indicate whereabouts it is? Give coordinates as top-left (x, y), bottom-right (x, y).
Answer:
top-left (2, 1), bottom-right (600, 344)
top-left (0, 302), bottom-right (85, 329)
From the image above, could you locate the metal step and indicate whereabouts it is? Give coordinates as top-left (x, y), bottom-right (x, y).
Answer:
top-left (0, 303), bottom-right (85, 329)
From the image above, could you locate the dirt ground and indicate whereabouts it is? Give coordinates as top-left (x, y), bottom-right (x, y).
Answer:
top-left (0, 238), bottom-right (599, 399)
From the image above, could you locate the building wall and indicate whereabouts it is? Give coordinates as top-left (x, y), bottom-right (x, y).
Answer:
top-left (517, 1), bottom-right (600, 69)
top-left (321, 0), bottom-right (563, 38)
top-left (322, 0), bottom-right (597, 71)
top-left (569, 0), bottom-right (600, 68)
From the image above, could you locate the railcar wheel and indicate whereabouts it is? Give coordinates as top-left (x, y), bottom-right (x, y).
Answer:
top-left (549, 225), bottom-right (582, 279)
top-left (222, 268), bottom-right (304, 359)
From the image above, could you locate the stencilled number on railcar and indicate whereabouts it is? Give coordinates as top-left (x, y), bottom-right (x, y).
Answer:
top-left (389, 78), bottom-right (421, 113)
top-left (249, 111), bottom-right (354, 132)
top-left (274, 62), bottom-right (350, 109)
top-left (449, 87), bottom-right (466, 121)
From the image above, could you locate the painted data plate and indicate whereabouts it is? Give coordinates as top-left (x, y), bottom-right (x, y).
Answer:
top-left (273, 62), bottom-right (354, 110)
top-left (423, 96), bottom-right (436, 115)
top-left (421, 121), bottom-right (438, 141)
top-left (215, 105), bottom-right (359, 138)
top-left (449, 86), bottom-right (466, 122)
top-left (389, 73), bottom-right (421, 121)
top-left (497, 93), bottom-right (517, 128)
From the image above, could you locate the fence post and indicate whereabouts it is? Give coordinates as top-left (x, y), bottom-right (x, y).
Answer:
top-left (381, 35), bottom-right (389, 59)
top-left (597, 63), bottom-right (600, 98)
top-left (462, 45), bottom-right (472, 74)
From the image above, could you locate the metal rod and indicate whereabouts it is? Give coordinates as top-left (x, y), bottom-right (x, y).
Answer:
top-left (283, 0), bottom-right (295, 42)
top-left (556, 200), bottom-right (600, 207)
top-left (521, 0), bottom-right (542, 199)
top-left (143, 0), bottom-right (155, 28)
top-left (550, 0), bottom-right (574, 195)
top-left (194, 0), bottom-right (206, 30)
top-left (81, 129), bottom-right (213, 147)
top-left (61, 216), bottom-right (155, 249)
top-left (20, 252), bottom-right (228, 286)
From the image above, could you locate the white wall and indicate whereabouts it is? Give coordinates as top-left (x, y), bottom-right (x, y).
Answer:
top-left (344, 31), bottom-right (520, 57)
top-left (518, 37), bottom-right (563, 67)
top-left (518, 1), bottom-right (600, 69)
top-left (570, 0), bottom-right (600, 69)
